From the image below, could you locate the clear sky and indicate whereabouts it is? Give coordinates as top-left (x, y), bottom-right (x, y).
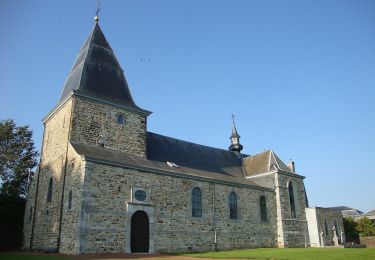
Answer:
top-left (0, 0), bottom-right (374, 212)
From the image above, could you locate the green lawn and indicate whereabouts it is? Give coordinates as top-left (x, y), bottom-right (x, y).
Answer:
top-left (2, 248), bottom-right (375, 260)
top-left (185, 248), bottom-right (375, 260)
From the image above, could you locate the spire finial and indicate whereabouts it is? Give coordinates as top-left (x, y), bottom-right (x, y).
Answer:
top-left (231, 113), bottom-right (239, 137)
top-left (94, 0), bottom-right (101, 22)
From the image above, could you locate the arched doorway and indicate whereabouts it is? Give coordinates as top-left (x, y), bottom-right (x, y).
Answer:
top-left (131, 210), bottom-right (149, 253)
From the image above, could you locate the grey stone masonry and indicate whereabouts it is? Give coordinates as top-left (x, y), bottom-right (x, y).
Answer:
top-left (78, 161), bottom-right (278, 253)
top-left (70, 97), bottom-right (147, 158)
top-left (305, 207), bottom-right (345, 247)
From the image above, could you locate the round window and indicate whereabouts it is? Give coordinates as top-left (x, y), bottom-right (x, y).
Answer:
top-left (134, 190), bottom-right (147, 201)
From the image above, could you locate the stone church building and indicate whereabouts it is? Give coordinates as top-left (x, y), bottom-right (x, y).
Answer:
top-left (23, 18), bottom-right (344, 254)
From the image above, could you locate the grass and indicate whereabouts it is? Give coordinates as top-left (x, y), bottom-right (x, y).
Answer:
top-left (184, 247), bottom-right (375, 260)
top-left (1, 248), bottom-right (375, 260)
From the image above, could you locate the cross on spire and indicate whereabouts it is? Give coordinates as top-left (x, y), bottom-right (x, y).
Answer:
top-left (94, 0), bottom-right (101, 22)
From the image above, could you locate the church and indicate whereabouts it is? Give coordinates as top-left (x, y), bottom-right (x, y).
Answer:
top-left (23, 16), bottom-right (344, 254)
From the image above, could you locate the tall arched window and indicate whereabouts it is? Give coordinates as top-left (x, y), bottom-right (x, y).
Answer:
top-left (260, 196), bottom-right (267, 221)
top-left (324, 219), bottom-right (329, 236)
top-left (229, 192), bottom-right (238, 219)
top-left (288, 181), bottom-right (296, 218)
top-left (28, 206), bottom-right (33, 222)
top-left (68, 190), bottom-right (73, 210)
top-left (192, 187), bottom-right (202, 217)
top-left (334, 220), bottom-right (339, 235)
top-left (47, 177), bottom-right (53, 203)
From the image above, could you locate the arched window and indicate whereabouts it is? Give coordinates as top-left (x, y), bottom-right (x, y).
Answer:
top-left (117, 114), bottom-right (125, 125)
top-left (192, 187), bottom-right (202, 217)
top-left (260, 196), bottom-right (267, 221)
top-left (68, 190), bottom-right (73, 210)
top-left (334, 219), bottom-right (339, 235)
top-left (324, 219), bottom-right (329, 236)
top-left (28, 206), bottom-right (33, 222)
top-left (288, 181), bottom-right (296, 218)
top-left (47, 177), bottom-right (53, 203)
top-left (229, 192), bottom-right (238, 219)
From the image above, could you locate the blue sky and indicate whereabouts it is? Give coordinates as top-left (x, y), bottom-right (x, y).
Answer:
top-left (1, 0), bottom-right (374, 212)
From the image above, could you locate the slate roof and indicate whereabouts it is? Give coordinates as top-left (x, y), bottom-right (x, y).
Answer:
top-left (147, 132), bottom-right (245, 177)
top-left (70, 138), bottom-right (264, 188)
top-left (328, 206), bottom-right (364, 217)
top-left (60, 22), bottom-right (147, 113)
top-left (242, 150), bottom-right (291, 176)
top-left (365, 209), bottom-right (375, 216)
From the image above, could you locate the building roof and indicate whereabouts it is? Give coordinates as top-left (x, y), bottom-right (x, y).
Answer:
top-left (365, 209), bottom-right (375, 216)
top-left (328, 206), bottom-right (364, 217)
top-left (242, 150), bottom-right (291, 176)
top-left (147, 132), bottom-right (245, 177)
top-left (59, 22), bottom-right (146, 112)
top-left (70, 139), bottom-right (268, 189)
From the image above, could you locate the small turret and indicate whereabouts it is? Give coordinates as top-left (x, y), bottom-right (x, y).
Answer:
top-left (229, 114), bottom-right (243, 153)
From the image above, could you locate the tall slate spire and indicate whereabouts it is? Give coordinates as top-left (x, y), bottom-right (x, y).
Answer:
top-left (59, 19), bottom-right (147, 113)
top-left (229, 114), bottom-right (243, 153)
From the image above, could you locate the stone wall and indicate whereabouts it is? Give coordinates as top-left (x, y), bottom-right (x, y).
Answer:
top-left (315, 207), bottom-right (345, 246)
top-left (360, 236), bottom-right (375, 248)
top-left (24, 98), bottom-right (74, 251)
top-left (23, 170), bottom-right (38, 249)
top-left (275, 172), bottom-right (309, 247)
top-left (70, 97), bottom-right (147, 158)
top-left (79, 161), bottom-right (277, 253)
top-left (58, 145), bottom-right (85, 254)
top-left (305, 207), bottom-right (320, 247)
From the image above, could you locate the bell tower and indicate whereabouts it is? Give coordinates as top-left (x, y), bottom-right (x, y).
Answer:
top-left (228, 114), bottom-right (243, 153)
top-left (59, 17), bottom-right (151, 157)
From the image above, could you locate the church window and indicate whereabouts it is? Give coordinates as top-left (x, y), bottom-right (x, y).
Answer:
top-left (192, 187), bottom-right (202, 217)
top-left (288, 181), bottom-right (296, 218)
top-left (324, 219), bottom-right (329, 236)
top-left (117, 114), bottom-right (125, 124)
top-left (260, 196), bottom-right (267, 221)
top-left (47, 177), bottom-right (53, 203)
top-left (229, 192), bottom-right (238, 219)
top-left (28, 206), bottom-right (33, 222)
top-left (334, 219), bottom-right (339, 234)
top-left (68, 190), bottom-right (73, 210)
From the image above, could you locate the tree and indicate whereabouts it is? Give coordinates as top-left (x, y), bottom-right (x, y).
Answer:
top-left (0, 119), bottom-right (39, 198)
top-left (0, 119), bottom-right (39, 251)
top-left (357, 217), bottom-right (375, 237)
top-left (343, 217), bottom-right (359, 243)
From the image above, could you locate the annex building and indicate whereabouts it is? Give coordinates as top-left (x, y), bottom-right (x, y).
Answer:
top-left (23, 17), bottom-right (345, 254)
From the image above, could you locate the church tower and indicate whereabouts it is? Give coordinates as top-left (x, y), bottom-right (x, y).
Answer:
top-left (24, 17), bottom-right (150, 253)
top-left (59, 18), bottom-right (151, 156)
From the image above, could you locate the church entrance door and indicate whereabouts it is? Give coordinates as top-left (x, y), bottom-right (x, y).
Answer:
top-left (131, 210), bottom-right (149, 253)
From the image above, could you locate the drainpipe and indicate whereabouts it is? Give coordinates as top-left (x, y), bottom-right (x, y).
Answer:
top-left (30, 123), bottom-right (47, 249)
top-left (212, 184), bottom-right (217, 251)
top-left (30, 166), bottom-right (41, 249)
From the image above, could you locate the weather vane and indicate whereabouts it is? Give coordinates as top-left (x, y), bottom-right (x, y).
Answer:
top-left (94, 0), bottom-right (101, 22)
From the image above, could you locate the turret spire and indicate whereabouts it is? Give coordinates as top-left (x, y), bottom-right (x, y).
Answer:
top-left (229, 114), bottom-right (243, 153)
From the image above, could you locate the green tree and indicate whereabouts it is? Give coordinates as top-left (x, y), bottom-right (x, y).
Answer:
top-left (357, 217), bottom-right (375, 237)
top-left (0, 119), bottom-right (39, 197)
top-left (343, 217), bottom-right (359, 243)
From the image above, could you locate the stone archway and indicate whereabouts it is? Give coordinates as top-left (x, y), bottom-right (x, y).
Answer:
top-left (131, 210), bottom-right (149, 253)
